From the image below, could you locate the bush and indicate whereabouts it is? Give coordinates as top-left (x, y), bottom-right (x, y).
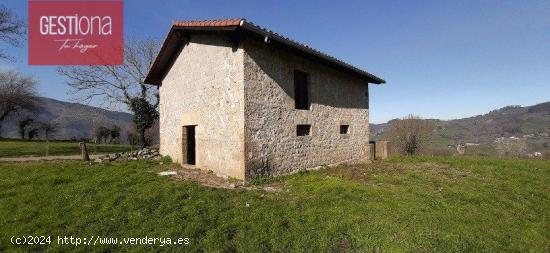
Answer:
top-left (385, 114), bottom-right (435, 155)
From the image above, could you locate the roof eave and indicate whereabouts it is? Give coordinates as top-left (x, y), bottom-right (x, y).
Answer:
top-left (240, 21), bottom-right (385, 84)
top-left (144, 19), bottom-right (386, 85)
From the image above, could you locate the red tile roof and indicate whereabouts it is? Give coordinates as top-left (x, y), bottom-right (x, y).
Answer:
top-left (145, 18), bottom-right (385, 85)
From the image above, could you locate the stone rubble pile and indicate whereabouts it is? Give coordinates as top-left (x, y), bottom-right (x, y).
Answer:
top-left (95, 148), bottom-right (161, 162)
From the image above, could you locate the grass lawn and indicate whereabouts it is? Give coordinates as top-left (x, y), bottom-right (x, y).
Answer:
top-left (0, 156), bottom-right (548, 252)
top-left (0, 140), bottom-right (133, 157)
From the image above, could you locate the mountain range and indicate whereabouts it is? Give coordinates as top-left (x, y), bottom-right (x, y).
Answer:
top-left (371, 102), bottom-right (550, 156)
top-left (0, 97), bottom-right (134, 141)
top-left (1, 97), bottom-right (548, 156)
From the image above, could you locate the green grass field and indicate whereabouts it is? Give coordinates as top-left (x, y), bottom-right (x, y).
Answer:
top-left (0, 156), bottom-right (548, 252)
top-left (0, 140), bottom-right (133, 157)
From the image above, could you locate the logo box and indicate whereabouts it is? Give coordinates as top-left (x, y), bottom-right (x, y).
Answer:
top-left (28, 0), bottom-right (124, 65)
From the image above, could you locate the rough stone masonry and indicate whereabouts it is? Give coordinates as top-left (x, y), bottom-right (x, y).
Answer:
top-left (144, 19), bottom-right (385, 180)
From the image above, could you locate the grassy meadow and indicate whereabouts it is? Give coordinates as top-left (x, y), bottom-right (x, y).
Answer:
top-left (0, 156), bottom-right (548, 252)
top-left (0, 140), bottom-right (133, 157)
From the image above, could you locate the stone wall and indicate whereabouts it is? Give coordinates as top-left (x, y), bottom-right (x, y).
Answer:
top-left (242, 38), bottom-right (371, 178)
top-left (159, 33), bottom-right (373, 180)
top-left (159, 34), bottom-right (246, 179)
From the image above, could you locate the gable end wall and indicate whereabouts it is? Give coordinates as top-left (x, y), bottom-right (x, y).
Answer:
top-left (159, 34), bottom-right (246, 179)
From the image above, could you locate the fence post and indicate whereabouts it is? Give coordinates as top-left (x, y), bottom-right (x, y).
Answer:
top-left (376, 141), bottom-right (389, 160)
top-left (79, 142), bottom-right (90, 161)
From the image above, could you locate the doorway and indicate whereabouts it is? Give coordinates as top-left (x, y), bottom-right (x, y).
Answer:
top-left (183, 125), bottom-right (196, 165)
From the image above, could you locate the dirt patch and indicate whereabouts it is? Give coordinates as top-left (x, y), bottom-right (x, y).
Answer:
top-left (332, 235), bottom-right (353, 253)
top-left (159, 164), bottom-right (284, 192)
top-left (172, 166), bottom-right (236, 189)
top-left (158, 161), bottom-right (460, 190)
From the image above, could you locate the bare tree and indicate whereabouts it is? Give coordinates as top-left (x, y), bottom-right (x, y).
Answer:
top-left (127, 132), bottom-right (138, 149)
top-left (0, 6), bottom-right (33, 137)
top-left (39, 121), bottom-right (59, 141)
top-left (0, 5), bottom-right (25, 61)
top-left (17, 117), bottom-right (33, 140)
top-left (58, 38), bottom-right (160, 146)
top-left (0, 71), bottom-right (38, 135)
top-left (38, 120), bottom-right (58, 155)
top-left (94, 126), bottom-right (110, 144)
top-left (386, 114), bottom-right (435, 155)
top-left (109, 125), bottom-right (121, 144)
top-left (27, 127), bottom-right (39, 140)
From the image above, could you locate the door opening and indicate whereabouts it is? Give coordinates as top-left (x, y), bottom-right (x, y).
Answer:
top-left (183, 125), bottom-right (196, 165)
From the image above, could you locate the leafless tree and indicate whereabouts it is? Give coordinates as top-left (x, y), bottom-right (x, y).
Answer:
top-left (39, 120), bottom-right (59, 141)
top-left (127, 132), bottom-right (138, 148)
top-left (0, 5), bottom-right (25, 61)
top-left (17, 117), bottom-right (33, 140)
top-left (94, 126), bottom-right (110, 144)
top-left (58, 39), bottom-right (159, 107)
top-left (109, 125), bottom-right (121, 144)
top-left (0, 71), bottom-right (37, 135)
top-left (38, 120), bottom-right (58, 155)
top-left (386, 114), bottom-right (435, 155)
top-left (58, 38), bottom-right (160, 146)
top-left (27, 127), bottom-right (39, 140)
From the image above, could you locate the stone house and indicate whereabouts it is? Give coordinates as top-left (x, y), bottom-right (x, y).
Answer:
top-left (144, 19), bottom-right (385, 180)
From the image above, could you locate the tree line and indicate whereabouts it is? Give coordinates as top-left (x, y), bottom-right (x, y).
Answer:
top-left (15, 117), bottom-right (59, 141)
top-left (92, 125), bottom-right (146, 147)
top-left (93, 125), bottom-right (121, 144)
top-left (10, 117), bottom-right (141, 146)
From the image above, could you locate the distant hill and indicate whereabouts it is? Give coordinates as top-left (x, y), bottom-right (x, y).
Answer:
top-left (0, 97), bottom-right (134, 141)
top-left (371, 102), bottom-right (550, 156)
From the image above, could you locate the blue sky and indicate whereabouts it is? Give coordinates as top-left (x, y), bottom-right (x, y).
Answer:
top-left (2, 0), bottom-right (549, 123)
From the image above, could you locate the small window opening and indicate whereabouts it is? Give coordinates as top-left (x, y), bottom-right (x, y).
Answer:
top-left (340, 125), bottom-right (349, 134)
top-left (294, 70), bottom-right (310, 110)
top-left (296, 124), bottom-right (311, 136)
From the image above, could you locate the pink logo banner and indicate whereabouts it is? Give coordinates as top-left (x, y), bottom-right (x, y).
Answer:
top-left (28, 0), bottom-right (124, 65)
